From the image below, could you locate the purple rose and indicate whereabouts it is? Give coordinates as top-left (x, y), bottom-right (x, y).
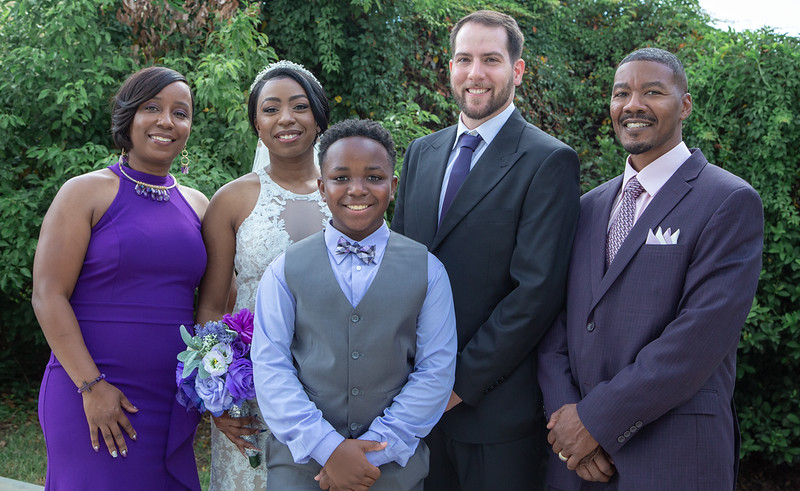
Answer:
top-left (175, 362), bottom-right (203, 412)
top-left (195, 375), bottom-right (232, 416)
top-left (230, 335), bottom-right (250, 359)
top-left (225, 358), bottom-right (256, 402)
top-left (223, 309), bottom-right (254, 345)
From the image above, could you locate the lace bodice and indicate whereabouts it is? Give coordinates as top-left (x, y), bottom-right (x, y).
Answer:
top-left (209, 166), bottom-right (329, 491)
top-left (233, 167), bottom-right (330, 312)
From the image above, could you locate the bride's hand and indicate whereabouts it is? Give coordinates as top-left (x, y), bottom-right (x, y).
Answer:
top-left (212, 411), bottom-right (261, 456)
top-left (82, 381), bottom-right (138, 458)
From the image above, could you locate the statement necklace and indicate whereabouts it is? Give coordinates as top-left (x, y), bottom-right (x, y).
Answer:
top-left (117, 153), bottom-right (178, 202)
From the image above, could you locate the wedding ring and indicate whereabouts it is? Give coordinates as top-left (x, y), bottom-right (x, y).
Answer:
top-left (558, 451), bottom-right (568, 462)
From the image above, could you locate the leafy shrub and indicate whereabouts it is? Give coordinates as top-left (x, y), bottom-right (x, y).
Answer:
top-left (0, 0), bottom-right (273, 385)
top-left (0, 0), bottom-right (135, 384)
top-left (685, 28), bottom-right (800, 463)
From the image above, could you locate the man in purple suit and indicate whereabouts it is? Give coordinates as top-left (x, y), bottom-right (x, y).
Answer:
top-left (537, 48), bottom-right (763, 490)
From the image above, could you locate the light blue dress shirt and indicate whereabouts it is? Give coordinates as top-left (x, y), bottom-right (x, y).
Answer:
top-left (438, 102), bottom-right (517, 219)
top-left (252, 221), bottom-right (457, 468)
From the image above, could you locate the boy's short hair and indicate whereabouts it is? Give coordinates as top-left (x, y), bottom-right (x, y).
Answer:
top-left (318, 119), bottom-right (396, 170)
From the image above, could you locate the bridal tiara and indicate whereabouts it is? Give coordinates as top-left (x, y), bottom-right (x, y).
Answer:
top-left (249, 60), bottom-right (322, 93)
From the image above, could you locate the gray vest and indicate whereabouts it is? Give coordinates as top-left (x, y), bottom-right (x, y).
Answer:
top-left (284, 230), bottom-right (427, 439)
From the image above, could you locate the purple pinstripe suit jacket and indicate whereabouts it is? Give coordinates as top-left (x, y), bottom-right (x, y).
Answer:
top-left (538, 149), bottom-right (763, 490)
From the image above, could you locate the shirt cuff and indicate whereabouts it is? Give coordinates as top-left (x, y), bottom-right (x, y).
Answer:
top-left (309, 430), bottom-right (346, 467)
top-left (358, 430), bottom-right (392, 467)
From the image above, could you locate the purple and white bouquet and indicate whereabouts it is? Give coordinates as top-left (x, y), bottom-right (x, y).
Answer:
top-left (175, 308), bottom-right (256, 416)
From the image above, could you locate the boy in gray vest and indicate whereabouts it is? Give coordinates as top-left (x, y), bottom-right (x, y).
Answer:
top-left (252, 119), bottom-right (458, 490)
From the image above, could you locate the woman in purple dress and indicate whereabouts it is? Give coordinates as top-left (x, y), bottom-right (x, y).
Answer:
top-left (33, 67), bottom-right (208, 490)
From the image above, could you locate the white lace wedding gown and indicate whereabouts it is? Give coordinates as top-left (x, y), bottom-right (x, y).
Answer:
top-left (208, 164), bottom-right (330, 490)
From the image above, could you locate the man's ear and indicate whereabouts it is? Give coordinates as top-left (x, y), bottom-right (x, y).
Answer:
top-left (512, 58), bottom-right (525, 87)
top-left (680, 92), bottom-right (693, 121)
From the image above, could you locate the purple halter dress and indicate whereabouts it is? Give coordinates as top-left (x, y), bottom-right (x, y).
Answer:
top-left (38, 162), bottom-right (206, 490)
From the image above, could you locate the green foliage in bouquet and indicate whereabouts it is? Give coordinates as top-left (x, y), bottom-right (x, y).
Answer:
top-left (178, 325), bottom-right (210, 380)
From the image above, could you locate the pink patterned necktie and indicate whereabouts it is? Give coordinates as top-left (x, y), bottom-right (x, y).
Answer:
top-left (606, 176), bottom-right (645, 266)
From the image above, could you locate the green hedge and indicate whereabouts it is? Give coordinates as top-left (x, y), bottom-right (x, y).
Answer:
top-left (1, 0), bottom-right (797, 464)
top-left (686, 29), bottom-right (800, 462)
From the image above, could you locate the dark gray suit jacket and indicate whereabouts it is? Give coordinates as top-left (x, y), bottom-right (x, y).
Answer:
top-left (392, 109), bottom-right (580, 443)
top-left (538, 149), bottom-right (763, 490)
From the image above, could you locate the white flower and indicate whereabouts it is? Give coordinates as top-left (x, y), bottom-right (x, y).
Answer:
top-left (202, 349), bottom-right (229, 377)
top-left (211, 342), bottom-right (234, 364)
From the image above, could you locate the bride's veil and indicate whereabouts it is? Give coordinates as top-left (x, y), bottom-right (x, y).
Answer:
top-left (252, 138), bottom-right (270, 172)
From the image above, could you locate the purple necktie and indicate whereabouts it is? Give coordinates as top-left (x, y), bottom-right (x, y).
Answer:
top-left (440, 132), bottom-right (483, 225)
top-left (606, 176), bottom-right (645, 266)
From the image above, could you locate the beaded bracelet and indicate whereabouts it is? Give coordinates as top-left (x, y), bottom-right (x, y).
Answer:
top-left (77, 374), bottom-right (106, 394)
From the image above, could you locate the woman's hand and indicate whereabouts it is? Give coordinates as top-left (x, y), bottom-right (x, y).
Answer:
top-left (82, 381), bottom-right (138, 458)
top-left (212, 411), bottom-right (260, 456)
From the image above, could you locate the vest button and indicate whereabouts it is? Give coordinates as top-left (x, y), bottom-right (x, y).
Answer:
top-left (351, 351), bottom-right (361, 359)
top-left (586, 322), bottom-right (595, 332)
top-left (351, 387), bottom-right (360, 396)
top-left (350, 314), bottom-right (360, 323)
top-left (350, 423), bottom-right (358, 431)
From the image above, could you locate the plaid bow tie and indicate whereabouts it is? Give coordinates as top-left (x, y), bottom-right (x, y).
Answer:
top-left (335, 237), bottom-right (376, 265)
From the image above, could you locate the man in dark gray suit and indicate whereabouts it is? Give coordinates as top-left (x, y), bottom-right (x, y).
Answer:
top-left (538, 48), bottom-right (763, 490)
top-left (392, 10), bottom-right (581, 489)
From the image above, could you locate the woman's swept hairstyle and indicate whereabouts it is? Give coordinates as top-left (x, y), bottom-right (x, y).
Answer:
top-left (110, 66), bottom-right (193, 150)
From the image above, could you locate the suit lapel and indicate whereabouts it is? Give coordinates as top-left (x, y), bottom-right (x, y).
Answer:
top-left (590, 151), bottom-right (707, 311)
top-left (414, 128), bottom-right (457, 247)
top-left (589, 176), bottom-right (622, 301)
top-left (432, 111), bottom-right (527, 250)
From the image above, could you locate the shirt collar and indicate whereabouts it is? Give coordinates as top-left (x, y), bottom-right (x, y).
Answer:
top-left (453, 102), bottom-right (516, 150)
top-left (622, 141), bottom-right (691, 197)
top-left (324, 221), bottom-right (389, 265)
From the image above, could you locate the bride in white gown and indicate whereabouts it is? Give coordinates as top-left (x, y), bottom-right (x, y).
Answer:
top-left (197, 61), bottom-right (331, 490)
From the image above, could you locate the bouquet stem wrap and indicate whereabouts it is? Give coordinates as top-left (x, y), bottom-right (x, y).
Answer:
top-left (229, 400), bottom-right (261, 468)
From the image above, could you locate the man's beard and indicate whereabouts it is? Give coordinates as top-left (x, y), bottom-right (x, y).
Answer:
top-left (622, 141), bottom-right (654, 155)
top-left (453, 75), bottom-right (515, 122)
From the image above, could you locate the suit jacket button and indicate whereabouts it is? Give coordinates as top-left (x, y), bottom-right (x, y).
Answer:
top-left (636, 421), bottom-right (643, 428)
top-left (624, 430), bottom-right (631, 438)
top-left (586, 322), bottom-right (595, 332)
top-left (350, 314), bottom-right (360, 323)
top-left (617, 435), bottom-right (625, 443)
top-left (629, 425), bottom-right (637, 433)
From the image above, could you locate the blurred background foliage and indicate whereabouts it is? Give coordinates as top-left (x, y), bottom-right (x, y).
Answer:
top-left (1, 0), bottom-right (797, 465)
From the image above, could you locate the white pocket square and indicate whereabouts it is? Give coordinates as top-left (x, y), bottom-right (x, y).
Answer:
top-left (646, 227), bottom-right (680, 245)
